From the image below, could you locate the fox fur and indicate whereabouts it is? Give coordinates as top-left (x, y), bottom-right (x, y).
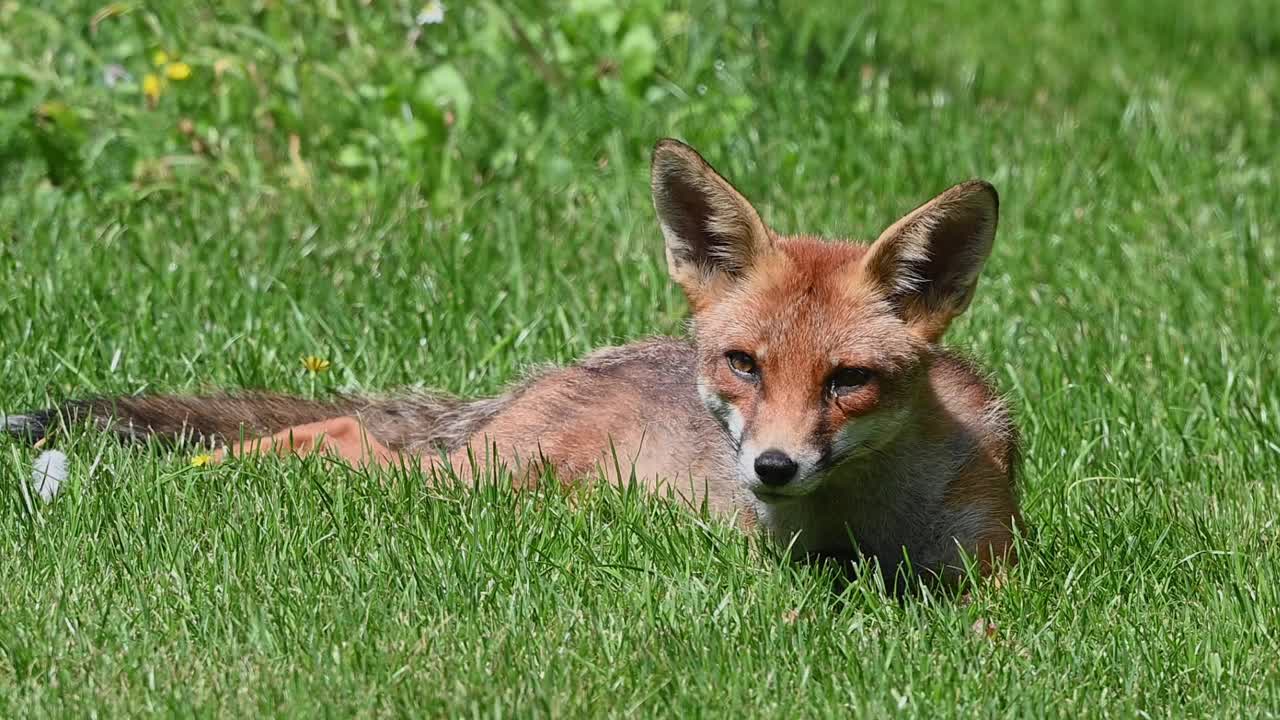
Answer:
top-left (4, 139), bottom-right (1021, 586)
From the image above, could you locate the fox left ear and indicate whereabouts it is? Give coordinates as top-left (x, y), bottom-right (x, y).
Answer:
top-left (651, 139), bottom-right (773, 311)
top-left (861, 180), bottom-right (999, 342)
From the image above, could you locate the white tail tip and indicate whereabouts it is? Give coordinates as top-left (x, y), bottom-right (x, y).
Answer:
top-left (32, 450), bottom-right (69, 503)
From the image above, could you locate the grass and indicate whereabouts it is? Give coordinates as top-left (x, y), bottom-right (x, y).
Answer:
top-left (2, 0), bottom-right (1279, 716)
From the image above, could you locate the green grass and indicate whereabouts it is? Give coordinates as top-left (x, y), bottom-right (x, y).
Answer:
top-left (3, 0), bottom-right (1279, 716)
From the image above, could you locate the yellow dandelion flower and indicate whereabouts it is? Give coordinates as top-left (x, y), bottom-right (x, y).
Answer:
top-left (152, 50), bottom-right (170, 67)
top-left (142, 73), bottom-right (162, 103)
top-left (302, 355), bottom-right (331, 374)
top-left (165, 61), bottom-right (192, 80)
top-left (191, 453), bottom-right (215, 468)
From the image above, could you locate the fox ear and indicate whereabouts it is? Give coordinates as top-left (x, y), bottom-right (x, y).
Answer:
top-left (861, 180), bottom-right (999, 342)
top-left (651, 139), bottom-right (772, 309)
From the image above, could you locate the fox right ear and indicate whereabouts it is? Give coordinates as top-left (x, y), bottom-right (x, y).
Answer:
top-left (651, 139), bottom-right (772, 309)
top-left (861, 180), bottom-right (1000, 342)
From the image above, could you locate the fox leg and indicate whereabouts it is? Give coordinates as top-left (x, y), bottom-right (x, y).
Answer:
top-left (206, 416), bottom-right (554, 489)
top-left (211, 416), bottom-right (399, 468)
top-left (208, 416), bottom-right (481, 483)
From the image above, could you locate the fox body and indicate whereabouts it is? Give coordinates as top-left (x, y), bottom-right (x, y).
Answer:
top-left (6, 140), bottom-right (1020, 583)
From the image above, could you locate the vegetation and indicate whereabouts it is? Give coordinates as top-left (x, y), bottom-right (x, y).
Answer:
top-left (2, 1), bottom-right (1278, 715)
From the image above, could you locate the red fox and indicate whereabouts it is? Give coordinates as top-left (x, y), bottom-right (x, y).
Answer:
top-left (5, 139), bottom-right (1020, 585)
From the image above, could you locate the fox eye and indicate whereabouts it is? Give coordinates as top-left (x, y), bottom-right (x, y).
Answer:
top-left (828, 367), bottom-right (874, 397)
top-left (725, 351), bottom-right (759, 379)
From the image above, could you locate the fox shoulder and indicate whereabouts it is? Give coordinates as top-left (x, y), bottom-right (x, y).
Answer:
top-left (928, 349), bottom-right (1022, 567)
top-left (929, 350), bottom-right (1019, 479)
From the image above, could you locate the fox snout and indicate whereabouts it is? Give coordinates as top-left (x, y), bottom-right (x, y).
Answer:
top-left (698, 380), bottom-right (830, 497)
top-left (753, 449), bottom-right (799, 486)
top-left (736, 435), bottom-right (827, 499)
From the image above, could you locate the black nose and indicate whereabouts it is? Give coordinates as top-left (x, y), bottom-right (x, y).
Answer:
top-left (754, 449), bottom-right (799, 486)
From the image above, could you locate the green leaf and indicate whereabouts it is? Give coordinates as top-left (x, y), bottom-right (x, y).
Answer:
top-left (617, 25), bottom-right (658, 86)
top-left (568, 0), bottom-right (622, 37)
top-left (336, 145), bottom-right (367, 169)
top-left (415, 64), bottom-right (472, 130)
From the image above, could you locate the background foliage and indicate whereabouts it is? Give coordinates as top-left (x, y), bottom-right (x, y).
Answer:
top-left (2, 0), bottom-right (1278, 716)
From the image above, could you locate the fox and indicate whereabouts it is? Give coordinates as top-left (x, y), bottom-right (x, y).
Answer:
top-left (5, 139), bottom-right (1020, 587)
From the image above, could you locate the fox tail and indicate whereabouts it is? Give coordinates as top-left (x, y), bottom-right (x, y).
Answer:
top-left (3, 391), bottom-right (508, 452)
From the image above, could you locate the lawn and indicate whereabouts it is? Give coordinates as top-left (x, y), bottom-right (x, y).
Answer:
top-left (2, 0), bottom-right (1278, 716)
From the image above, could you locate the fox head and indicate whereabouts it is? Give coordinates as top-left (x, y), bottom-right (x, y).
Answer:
top-left (651, 139), bottom-right (999, 500)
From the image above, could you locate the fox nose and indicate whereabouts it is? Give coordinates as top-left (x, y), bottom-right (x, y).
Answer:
top-left (754, 449), bottom-right (799, 486)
